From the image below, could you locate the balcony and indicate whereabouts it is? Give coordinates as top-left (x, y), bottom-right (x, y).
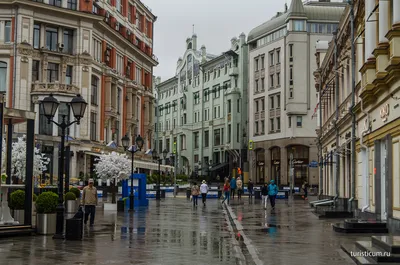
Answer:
top-left (229, 67), bottom-right (239, 76)
top-left (31, 82), bottom-right (79, 95)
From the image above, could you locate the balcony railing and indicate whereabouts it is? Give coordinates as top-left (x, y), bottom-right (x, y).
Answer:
top-left (31, 82), bottom-right (79, 95)
top-left (229, 67), bottom-right (239, 76)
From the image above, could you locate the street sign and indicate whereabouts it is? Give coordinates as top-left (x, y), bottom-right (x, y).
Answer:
top-left (249, 140), bottom-right (253, 150)
top-left (173, 142), bottom-right (176, 154)
top-left (309, 160), bottom-right (319, 168)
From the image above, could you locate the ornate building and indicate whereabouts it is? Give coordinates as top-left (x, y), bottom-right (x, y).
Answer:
top-left (247, 0), bottom-right (346, 186)
top-left (154, 34), bottom-right (248, 180)
top-left (0, 0), bottom-right (159, 181)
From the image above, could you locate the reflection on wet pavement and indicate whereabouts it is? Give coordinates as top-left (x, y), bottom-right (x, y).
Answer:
top-left (228, 197), bottom-right (369, 265)
top-left (0, 199), bottom-right (239, 265)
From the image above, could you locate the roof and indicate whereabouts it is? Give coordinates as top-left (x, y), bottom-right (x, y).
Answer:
top-left (248, 1), bottom-right (345, 42)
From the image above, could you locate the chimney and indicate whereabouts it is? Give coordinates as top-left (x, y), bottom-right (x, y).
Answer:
top-left (239, 33), bottom-right (246, 46)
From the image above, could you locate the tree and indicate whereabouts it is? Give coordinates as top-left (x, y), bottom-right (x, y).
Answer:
top-left (10, 136), bottom-right (50, 181)
top-left (94, 151), bottom-right (132, 203)
top-left (94, 151), bottom-right (131, 181)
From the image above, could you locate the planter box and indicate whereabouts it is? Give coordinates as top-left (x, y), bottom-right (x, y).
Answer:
top-left (12, 209), bottom-right (25, 224)
top-left (103, 203), bottom-right (117, 211)
top-left (66, 200), bottom-right (78, 214)
top-left (36, 213), bottom-right (56, 235)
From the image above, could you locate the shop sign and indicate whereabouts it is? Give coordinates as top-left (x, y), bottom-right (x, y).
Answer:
top-left (380, 104), bottom-right (390, 122)
top-left (273, 160), bottom-right (280, 165)
top-left (292, 159), bottom-right (305, 164)
top-left (257, 161), bottom-right (265, 166)
top-left (309, 160), bottom-right (319, 168)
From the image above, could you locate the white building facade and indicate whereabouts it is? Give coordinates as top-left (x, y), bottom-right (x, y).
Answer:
top-left (247, 0), bottom-right (345, 186)
top-left (155, 34), bottom-right (248, 180)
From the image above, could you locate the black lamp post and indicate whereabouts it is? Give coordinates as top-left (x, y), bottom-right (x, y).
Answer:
top-left (152, 149), bottom-right (168, 200)
top-left (41, 94), bottom-right (87, 239)
top-left (122, 134), bottom-right (144, 211)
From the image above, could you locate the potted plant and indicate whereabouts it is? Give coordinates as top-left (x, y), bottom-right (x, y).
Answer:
top-left (36, 191), bottom-right (58, 235)
top-left (10, 190), bottom-right (25, 224)
top-left (69, 187), bottom-right (81, 208)
top-left (1, 173), bottom-right (7, 184)
top-left (65, 192), bottom-right (77, 213)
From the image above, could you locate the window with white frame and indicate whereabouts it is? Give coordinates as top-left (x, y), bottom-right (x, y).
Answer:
top-left (136, 66), bottom-right (141, 84)
top-left (116, 54), bottom-right (124, 75)
top-left (92, 38), bottom-right (102, 62)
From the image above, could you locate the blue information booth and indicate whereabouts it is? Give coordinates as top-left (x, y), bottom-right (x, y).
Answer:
top-left (121, 173), bottom-right (148, 208)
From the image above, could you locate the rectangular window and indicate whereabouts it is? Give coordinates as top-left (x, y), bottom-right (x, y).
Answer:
top-left (218, 106), bottom-right (220, 118)
top-left (261, 56), bottom-right (265, 69)
top-left (277, 72), bottom-right (280, 86)
top-left (33, 24), bottom-right (40, 49)
top-left (58, 103), bottom-right (70, 136)
top-left (91, 76), bottom-right (98, 105)
top-left (235, 123), bottom-right (239, 142)
top-left (289, 88), bottom-right (293, 98)
top-left (289, 116), bottom-right (292, 128)
top-left (67, 0), bottom-right (77, 10)
top-left (270, 74), bottom-right (274, 87)
top-left (214, 129), bottom-right (221, 146)
top-left (32, 60), bottom-right (40, 81)
top-left (270, 118), bottom-right (274, 132)
top-left (4, 21), bottom-right (11, 43)
top-left (293, 20), bottom-right (304, 31)
top-left (47, 63), bottom-right (59, 82)
top-left (194, 92), bottom-right (200, 104)
top-left (63, 29), bottom-right (74, 54)
top-left (65, 65), bottom-right (72, 85)
top-left (117, 88), bottom-right (121, 114)
top-left (261, 120), bottom-right (265, 134)
top-left (194, 132), bottom-right (199, 149)
top-left (237, 99), bottom-right (240, 112)
top-left (46, 27), bottom-right (58, 51)
top-left (261, 98), bottom-right (265, 111)
top-left (277, 117), bottom-right (281, 131)
top-left (114, 121), bottom-right (120, 146)
top-left (49, 0), bottom-right (61, 7)
top-left (269, 96), bottom-right (274, 109)
top-left (255, 100), bottom-right (259, 112)
top-left (255, 58), bottom-right (259, 71)
top-left (255, 121), bottom-right (259, 134)
top-left (90, 112), bottom-right (97, 141)
top-left (255, 79), bottom-right (259, 92)
top-left (204, 131), bottom-right (209, 147)
top-left (277, 94), bottom-right (281, 108)
top-left (39, 104), bottom-right (53, 136)
top-left (128, 4), bottom-right (132, 22)
top-left (225, 65), bottom-right (228, 75)
top-left (136, 67), bottom-right (141, 84)
top-left (296, 116), bottom-right (302, 127)
top-left (228, 100), bottom-right (231, 113)
top-left (269, 52), bottom-right (274, 66)
top-left (228, 124), bottom-right (231, 143)
top-left (276, 49), bottom-right (280, 63)
top-left (289, 44), bottom-right (294, 60)
top-left (261, 77), bottom-right (265, 91)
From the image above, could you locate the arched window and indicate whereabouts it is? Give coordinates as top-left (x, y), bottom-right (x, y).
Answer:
top-left (91, 75), bottom-right (98, 105)
top-left (0, 61), bottom-right (7, 93)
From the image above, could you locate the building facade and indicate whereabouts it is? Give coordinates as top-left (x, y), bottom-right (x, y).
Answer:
top-left (247, 0), bottom-right (346, 186)
top-left (0, 0), bottom-right (161, 181)
top-left (155, 34), bottom-right (248, 180)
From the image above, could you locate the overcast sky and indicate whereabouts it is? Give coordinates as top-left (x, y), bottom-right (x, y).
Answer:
top-left (141, 0), bottom-right (293, 81)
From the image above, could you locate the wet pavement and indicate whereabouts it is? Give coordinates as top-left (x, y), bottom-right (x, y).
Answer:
top-left (0, 197), bottom-right (376, 265)
top-left (0, 199), bottom-right (240, 265)
top-left (226, 196), bottom-right (371, 265)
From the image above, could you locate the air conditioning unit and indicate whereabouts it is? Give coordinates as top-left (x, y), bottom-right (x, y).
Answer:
top-left (58, 43), bottom-right (64, 51)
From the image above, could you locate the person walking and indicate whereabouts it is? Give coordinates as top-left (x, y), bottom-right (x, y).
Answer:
top-left (268, 180), bottom-right (279, 210)
top-left (230, 176), bottom-right (237, 199)
top-left (261, 182), bottom-right (269, 209)
top-left (191, 182), bottom-right (200, 207)
top-left (200, 180), bottom-right (209, 206)
top-left (302, 180), bottom-right (309, 200)
top-left (248, 179), bottom-right (254, 199)
top-left (82, 178), bottom-right (98, 226)
top-left (222, 179), bottom-right (230, 204)
top-left (236, 177), bottom-right (243, 200)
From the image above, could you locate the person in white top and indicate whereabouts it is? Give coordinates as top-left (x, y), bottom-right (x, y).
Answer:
top-left (200, 180), bottom-right (209, 206)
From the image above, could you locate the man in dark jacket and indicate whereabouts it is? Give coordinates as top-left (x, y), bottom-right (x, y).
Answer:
top-left (248, 179), bottom-right (254, 199)
top-left (261, 183), bottom-right (269, 209)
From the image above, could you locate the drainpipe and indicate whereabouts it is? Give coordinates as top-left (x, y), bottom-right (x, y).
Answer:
top-left (334, 31), bottom-right (340, 203)
top-left (12, 6), bottom-right (19, 108)
top-left (349, 0), bottom-right (357, 211)
top-left (318, 77), bottom-right (323, 197)
top-left (360, 97), bottom-right (370, 212)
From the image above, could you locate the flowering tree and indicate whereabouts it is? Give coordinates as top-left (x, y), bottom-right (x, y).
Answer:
top-left (94, 151), bottom-right (131, 181)
top-left (11, 136), bottom-right (50, 181)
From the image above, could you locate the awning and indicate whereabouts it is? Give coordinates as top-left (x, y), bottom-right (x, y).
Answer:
top-left (210, 162), bottom-right (228, 172)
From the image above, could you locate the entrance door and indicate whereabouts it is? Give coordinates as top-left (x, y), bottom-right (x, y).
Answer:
top-left (381, 141), bottom-right (387, 221)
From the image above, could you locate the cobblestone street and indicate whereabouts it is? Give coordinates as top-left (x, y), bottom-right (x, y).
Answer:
top-left (0, 197), bottom-right (373, 265)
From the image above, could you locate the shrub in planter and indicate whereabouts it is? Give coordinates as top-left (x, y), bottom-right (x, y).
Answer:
top-left (65, 192), bottom-right (78, 214)
top-left (10, 190), bottom-right (25, 210)
top-left (36, 191), bottom-right (58, 235)
top-left (69, 187), bottom-right (80, 199)
top-left (65, 192), bottom-right (77, 201)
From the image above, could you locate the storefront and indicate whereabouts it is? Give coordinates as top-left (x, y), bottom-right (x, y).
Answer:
top-left (270, 147), bottom-right (281, 186)
top-left (287, 145), bottom-right (309, 187)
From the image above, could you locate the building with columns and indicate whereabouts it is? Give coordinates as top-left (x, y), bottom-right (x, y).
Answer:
top-left (247, 0), bottom-right (346, 187)
top-left (154, 34), bottom-right (248, 180)
top-left (0, 0), bottom-right (163, 182)
top-left (316, 0), bottom-right (400, 231)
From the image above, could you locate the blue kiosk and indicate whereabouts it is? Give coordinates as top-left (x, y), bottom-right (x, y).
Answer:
top-left (121, 173), bottom-right (148, 208)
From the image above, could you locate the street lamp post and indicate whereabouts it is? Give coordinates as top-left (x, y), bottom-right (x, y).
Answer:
top-left (41, 94), bottom-right (87, 239)
top-left (121, 134), bottom-right (144, 211)
top-left (152, 149), bottom-right (168, 200)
